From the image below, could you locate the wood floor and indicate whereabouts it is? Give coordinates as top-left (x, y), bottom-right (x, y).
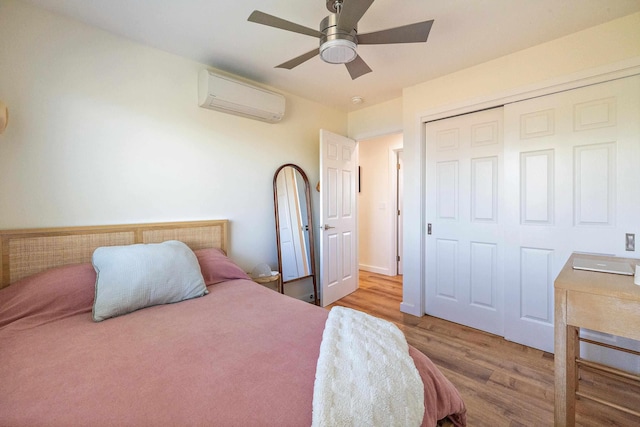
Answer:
top-left (328, 271), bottom-right (640, 427)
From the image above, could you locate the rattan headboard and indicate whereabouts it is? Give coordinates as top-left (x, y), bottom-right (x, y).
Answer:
top-left (0, 220), bottom-right (228, 289)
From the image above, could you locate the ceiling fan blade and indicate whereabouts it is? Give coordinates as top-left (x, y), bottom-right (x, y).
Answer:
top-left (248, 10), bottom-right (323, 38)
top-left (358, 20), bottom-right (434, 44)
top-left (345, 55), bottom-right (372, 80)
top-left (337, 0), bottom-right (374, 31)
top-left (276, 48), bottom-right (320, 69)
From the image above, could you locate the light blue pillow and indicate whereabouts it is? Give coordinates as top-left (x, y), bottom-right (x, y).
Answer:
top-left (92, 240), bottom-right (207, 322)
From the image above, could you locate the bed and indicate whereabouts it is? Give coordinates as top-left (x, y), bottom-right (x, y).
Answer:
top-left (0, 219), bottom-right (466, 426)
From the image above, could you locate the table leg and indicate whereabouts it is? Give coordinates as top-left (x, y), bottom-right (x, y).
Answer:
top-left (555, 289), bottom-right (579, 426)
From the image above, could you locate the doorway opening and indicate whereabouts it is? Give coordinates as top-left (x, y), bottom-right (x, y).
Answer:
top-left (357, 132), bottom-right (403, 277)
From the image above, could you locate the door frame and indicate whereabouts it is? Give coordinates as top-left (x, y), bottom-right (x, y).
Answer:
top-left (389, 146), bottom-right (403, 276)
top-left (411, 58), bottom-right (640, 317)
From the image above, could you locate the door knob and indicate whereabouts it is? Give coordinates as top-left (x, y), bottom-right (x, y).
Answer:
top-left (321, 224), bottom-right (335, 230)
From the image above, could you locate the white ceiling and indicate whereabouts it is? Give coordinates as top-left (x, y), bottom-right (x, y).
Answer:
top-left (21, 0), bottom-right (640, 111)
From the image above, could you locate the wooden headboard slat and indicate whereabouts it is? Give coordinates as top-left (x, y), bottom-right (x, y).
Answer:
top-left (0, 220), bottom-right (228, 289)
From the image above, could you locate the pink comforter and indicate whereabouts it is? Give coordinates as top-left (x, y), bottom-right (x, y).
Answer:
top-left (1, 276), bottom-right (465, 426)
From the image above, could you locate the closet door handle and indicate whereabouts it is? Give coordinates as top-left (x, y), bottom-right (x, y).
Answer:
top-left (321, 224), bottom-right (335, 230)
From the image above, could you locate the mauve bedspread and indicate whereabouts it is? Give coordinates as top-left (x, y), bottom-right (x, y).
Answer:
top-left (0, 278), bottom-right (465, 426)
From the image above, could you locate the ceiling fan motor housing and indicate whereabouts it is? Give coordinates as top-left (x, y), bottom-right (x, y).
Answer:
top-left (319, 14), bottom-right (358, 64)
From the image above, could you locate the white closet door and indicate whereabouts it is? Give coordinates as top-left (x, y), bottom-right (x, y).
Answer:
top-left (503, 75), bottom-right (640, 356)
top-left (425, 107), bottom-right (505, 336)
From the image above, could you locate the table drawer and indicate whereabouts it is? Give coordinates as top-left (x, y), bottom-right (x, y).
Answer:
top-left (567, 291), bottom-right (640, 341)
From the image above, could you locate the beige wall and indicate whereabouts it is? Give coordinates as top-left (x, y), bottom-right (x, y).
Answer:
top-left (349, 12), bottom-right (640, 315)
top-left (0, 0), bottom-right (347, 299)
top-left (348, 97), bottom-right (402, 140)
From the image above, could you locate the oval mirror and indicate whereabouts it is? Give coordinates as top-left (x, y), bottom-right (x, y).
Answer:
top-left (273, 164), bottom-right (318, 305)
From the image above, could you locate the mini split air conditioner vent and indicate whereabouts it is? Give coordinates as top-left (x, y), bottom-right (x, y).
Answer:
top-left (198, 70), bottom-right (285, 123)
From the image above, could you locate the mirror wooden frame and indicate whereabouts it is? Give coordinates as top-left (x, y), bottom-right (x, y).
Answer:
top-left (273, 164), bottom-right (318, 305)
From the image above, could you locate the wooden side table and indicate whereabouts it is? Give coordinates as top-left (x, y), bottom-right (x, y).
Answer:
top-left (252, 272), bottom-right (282, 293)
top-left (554, 253), bottom-right (640, 426)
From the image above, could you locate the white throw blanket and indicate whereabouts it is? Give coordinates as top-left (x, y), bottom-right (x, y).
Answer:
top-left (312, 307), bottom-right (425, 427)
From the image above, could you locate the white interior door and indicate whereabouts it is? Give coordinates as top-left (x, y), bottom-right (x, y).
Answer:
top-left (503, 75), bottom-right (640, 356)
top-left (319, 129), bottom-right (358, 306)
top-left (425, 107), bottom-right (505, 336)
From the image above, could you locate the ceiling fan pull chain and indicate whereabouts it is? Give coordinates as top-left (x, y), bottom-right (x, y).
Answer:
top-left (332, 0), bottom-right (343, 14)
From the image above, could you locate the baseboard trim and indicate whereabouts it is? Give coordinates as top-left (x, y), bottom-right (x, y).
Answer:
top-left (358, 264), bottom-right (391, 276)
top-left (400, 301), bottom-right (422, 317)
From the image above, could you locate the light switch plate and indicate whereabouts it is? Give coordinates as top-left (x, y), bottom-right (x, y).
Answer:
top-left (625, 233), bottom-right (635, 251)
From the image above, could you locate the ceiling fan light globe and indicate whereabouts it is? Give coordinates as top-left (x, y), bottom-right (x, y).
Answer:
top-left (320, 39), bottom-right (357, 64)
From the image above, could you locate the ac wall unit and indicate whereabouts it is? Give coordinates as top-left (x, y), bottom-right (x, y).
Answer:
top-left (198, 70), bottom-right (285, 123)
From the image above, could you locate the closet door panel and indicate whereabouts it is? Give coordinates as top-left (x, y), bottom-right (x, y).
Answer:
top-left (503, 75), bottom-right (640, 361)
top-left (425, 107), bottom-right (505, 336)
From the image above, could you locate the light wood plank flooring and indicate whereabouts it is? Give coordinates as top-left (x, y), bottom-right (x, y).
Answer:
top-left (328, 271), bottom-right (640, 427)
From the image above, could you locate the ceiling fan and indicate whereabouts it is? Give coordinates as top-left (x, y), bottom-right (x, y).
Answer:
top-left (248, 0), bottom-right (434, 80)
